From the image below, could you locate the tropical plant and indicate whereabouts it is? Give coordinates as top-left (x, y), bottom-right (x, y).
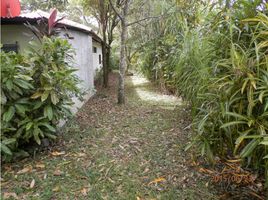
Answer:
top-left (1, 37), bottom-right (83, 161)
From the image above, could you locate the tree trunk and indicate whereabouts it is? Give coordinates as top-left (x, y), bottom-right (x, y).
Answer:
top-left (106, 45), bottom-right (111, 72)
top-left (102, 30), bottom-right (108, 87)
top-left (118, 1), bottom-right (129, 104)
top-left (100, 0), bottom-right (109, 88)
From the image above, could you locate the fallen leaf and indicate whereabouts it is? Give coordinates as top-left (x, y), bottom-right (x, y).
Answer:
top-left (52, 186), bottom-right (60, 192)
top-left (30, 179), bottom-right (35, 188)
top-left (43, 173), bottom-right (47, 179)
top-left (53, 169), bottom-right (63, 176)
top-left (148, 177), bottom-right (166, 185)
top-left (136, 197), bottom-right (141, 200)
top-left (3, 192), bottom-right (18, 199)
top-left (77, 153), bottom-right (86, 157)
top-left (36, 163), bottom-right (45, 169)
top-left (81, 188), bottom-right (88, 196)
top-left (17, 165), bottom-right (32, 174)
top-left (51, 151), bottom-right (65, 156)
top-left (205, 182), bottom-right (209, 187)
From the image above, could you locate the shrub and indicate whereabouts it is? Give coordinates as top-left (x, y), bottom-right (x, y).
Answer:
top-left (136, 3), bottom-right (268, 184)
top-left (1, 37), bottom-right (83, 161)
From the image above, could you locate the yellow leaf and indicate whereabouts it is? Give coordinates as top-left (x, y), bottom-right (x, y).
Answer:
top-left (148, 177), bottom-right (166, 185)
top-left (30, 179), bottom-right (35, 189)
top-left (17, 165), bottom-right (32, 174)
top-left (30, 91), bottom-right (43, 99)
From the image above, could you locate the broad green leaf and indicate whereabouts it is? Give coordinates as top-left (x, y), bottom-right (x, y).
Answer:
top-left (31, 91), bottom-right (43, 99)
top-left (26, 122), bottom-right (34, 131)
top-left (50, 91), bottom-right (59, 105)
top-left (44, 105), bottom-right (53, 120)
top-left (2, 138), bottom-right (16, 145)
top-left (0, 143), bottom-right (12, 155)
top-left (6, 79), bottom-right (13, 90)
top-left (33, 126), bottom-right (41, 145)
top-left (39, 122), bottom-right (56, 132)
top-left (15, 104), bottom-right (26, 115)
top-left (14, 79), bottom-right (33, 89)
top-left (41, 90), bottom-right (50, 102)
top-left (3, 106), bottom-right (15, 122)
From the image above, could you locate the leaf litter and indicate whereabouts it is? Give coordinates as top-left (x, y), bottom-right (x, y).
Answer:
top-left (1, 72), bottom-right (217, 199)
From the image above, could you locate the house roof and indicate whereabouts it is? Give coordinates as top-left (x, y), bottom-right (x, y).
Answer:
top-left (1, 10), bottom-right (102, 43)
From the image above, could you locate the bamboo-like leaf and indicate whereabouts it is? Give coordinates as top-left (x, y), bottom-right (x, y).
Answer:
top-left (220, 121), bottom-right (248, 129)
top-left (240, 139), bottom-right (259, 158)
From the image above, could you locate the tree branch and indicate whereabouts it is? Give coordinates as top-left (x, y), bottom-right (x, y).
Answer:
top-left (108, 0), bottom-right (123, 21)
top-left (126, 5), bottom-right (173, 27)
top-left (127, 15), bottom-right (161, 27)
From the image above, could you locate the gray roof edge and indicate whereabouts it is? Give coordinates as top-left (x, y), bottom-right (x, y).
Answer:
top-left (1, 10), bottom-right (103, 44)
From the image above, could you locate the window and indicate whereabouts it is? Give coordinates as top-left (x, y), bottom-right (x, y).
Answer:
top-left (99, 54), bottom-right (102, 64)
top-left (93, 46), bottom-right (97, 53)
top-left (2, 42), bottom-right (19, 53)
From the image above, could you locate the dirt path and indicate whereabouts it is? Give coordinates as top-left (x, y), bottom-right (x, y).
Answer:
top-left (1, 73), bottom-right (216, 200)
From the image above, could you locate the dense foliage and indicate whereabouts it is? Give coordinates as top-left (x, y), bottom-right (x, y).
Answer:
top-left (133, 0), bottom-right (268, 183)
top-left (1, 37), bottom-right (83, 160)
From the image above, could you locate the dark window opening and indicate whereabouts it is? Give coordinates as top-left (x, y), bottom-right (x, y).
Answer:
top-left (99, 54), bottom-right (102, 64)
top-left (93, 46), bottom-right (97, 53)
top-left (2, 42), bottom-right (19, 53)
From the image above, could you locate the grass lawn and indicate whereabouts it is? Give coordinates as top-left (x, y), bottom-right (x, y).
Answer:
top-left (1, 72), bottom-right (217, 200)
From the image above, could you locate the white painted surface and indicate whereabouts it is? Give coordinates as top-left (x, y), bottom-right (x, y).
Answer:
top-left (1, 24), bottom-right (97, 114)
top-left (1, 25), bottom-right (39, 52)
top-left (92, 41), bottom-right (103, 76)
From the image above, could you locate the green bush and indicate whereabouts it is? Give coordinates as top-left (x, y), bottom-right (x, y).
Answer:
top-left (1, 37), bottom-right (83, 161)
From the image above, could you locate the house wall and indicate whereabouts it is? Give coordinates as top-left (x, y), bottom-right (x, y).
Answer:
top-left (1, 24), bottom-right (39, 52)
top-left (92, 41), bottom-right (103, 76)
top-left (61, 29), bottom-right (94, 113)
top-left (1, 24), bottom-right (94, 114)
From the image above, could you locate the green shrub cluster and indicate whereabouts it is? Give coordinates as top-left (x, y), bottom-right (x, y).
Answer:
top-left (1, 37), bottom-right (83, 160)
top-left (137, 3), bottom-right (268, 182)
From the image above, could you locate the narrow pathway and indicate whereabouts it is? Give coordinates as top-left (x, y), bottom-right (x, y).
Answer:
top-left (1, 73), bottom-right (216, 200)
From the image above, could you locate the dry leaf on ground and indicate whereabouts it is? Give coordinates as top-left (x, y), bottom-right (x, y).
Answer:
top-left (17, 166), bottom-right (32, 174)
top-left (51, 151), bottom-right (65, 156)
top-left (148, 177), bottom-right (166, 185)
top-left (81, 188), bottom-right (88, 196)
top-left (35, 163), bottom-right (45, 169)
top-left (53, 169), bottom-right (63, 176)
top-left (3, 192), bottom-right (18, 199)
top-left (30, 179), bottom-right (35, 188)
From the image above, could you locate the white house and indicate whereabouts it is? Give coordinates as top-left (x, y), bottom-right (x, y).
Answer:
top-left (1, 10), bottom-right (103, 113)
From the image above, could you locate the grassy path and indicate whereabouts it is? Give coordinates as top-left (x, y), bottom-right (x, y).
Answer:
top-left (1, 73), bottom-right (216, 200)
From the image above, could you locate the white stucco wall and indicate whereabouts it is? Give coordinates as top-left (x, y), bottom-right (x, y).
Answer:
top-left (1, 24), bottom-right (94, 114)
top-left (92, 41), bottom-right (103, 76)
top-left (61, 29), bottom-right (94, 113)
top-left (1, 25), bottom-right (39, 52)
